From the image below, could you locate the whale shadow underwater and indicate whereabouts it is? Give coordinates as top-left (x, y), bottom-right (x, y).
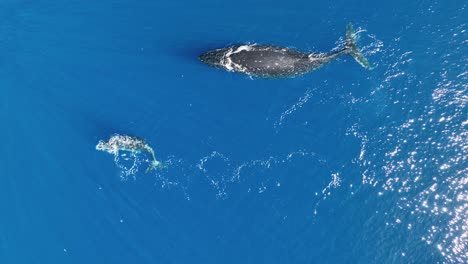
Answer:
top-left (199, 23), bottom-right (372, 78)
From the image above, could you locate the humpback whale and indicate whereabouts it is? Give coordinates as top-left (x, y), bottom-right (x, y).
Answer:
top-left (96, 134), bottom-right (163, 173)
top-left (199, 24), bottom-right (372, 78)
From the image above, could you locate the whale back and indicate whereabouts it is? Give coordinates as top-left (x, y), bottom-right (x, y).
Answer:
top-left (227, 45), bottom-right (315, 78)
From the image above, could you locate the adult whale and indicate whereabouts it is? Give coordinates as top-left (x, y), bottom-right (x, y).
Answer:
top-left (199, 24), bottom-right (372, 78)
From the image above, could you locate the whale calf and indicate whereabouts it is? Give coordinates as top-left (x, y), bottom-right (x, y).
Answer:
top-left (199, 24), bottom-right (372, 78)
top-left (96, 134), bottom-right (163, 173)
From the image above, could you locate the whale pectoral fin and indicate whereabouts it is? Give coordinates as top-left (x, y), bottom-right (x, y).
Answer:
top-left (345, 23), bottom-right (373, 70)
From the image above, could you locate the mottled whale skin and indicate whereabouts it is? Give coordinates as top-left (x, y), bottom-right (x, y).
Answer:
top-left (199, 24), bottom-right (372, 78)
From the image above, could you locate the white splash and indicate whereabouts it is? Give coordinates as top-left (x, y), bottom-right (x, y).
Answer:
top-left (223, 44), bottom-right (255, 73)
top-left (195, 149), bottom-right (325, 199)
top-left (274, 88), bottom-right (314, 130)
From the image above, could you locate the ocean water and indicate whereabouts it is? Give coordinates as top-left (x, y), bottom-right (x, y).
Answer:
top-left (1, 0), bottom-right (467, 263)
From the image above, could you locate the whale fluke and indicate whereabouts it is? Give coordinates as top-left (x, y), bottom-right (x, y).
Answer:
top-left (144, 154), bottom-right (166, 173)
top-left (344, 23), bottom-right (373, 70)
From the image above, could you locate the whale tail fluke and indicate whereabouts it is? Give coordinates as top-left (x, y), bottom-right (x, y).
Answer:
top-left (145, 160), bottom-right (166, 173)
top-left (344, 23), bottom-right (373, 70)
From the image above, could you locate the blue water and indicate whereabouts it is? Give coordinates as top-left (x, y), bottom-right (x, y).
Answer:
top-left (1, 0), bottom-right (467, 263)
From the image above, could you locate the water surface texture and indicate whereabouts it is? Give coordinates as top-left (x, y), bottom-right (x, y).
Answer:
top-left (1, 0), bottom-right (466, 263)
